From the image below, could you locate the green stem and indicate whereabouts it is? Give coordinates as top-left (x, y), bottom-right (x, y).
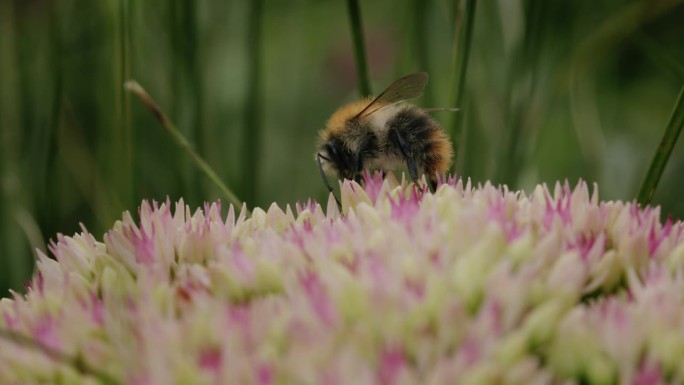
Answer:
top-left (182, 0), bottom-right (204, 182)
top-left (346, 0), bottom-right (372, 96)
top-left (412, 0), bottom-right (433, 106)
top-left (125, 81), bottom-right (246, 212)
top-left (637, 84), bottom-right (684, 206)
top-left (42, 1), bottom-right (62, 244)
top-left (117, 0), bottom-right (133, 207)
top-left (449, 0), bottom-right (477, 173)
top-left (242, 0), bottom-right (263, 206)
top-left (0, 328), bottom-right (120, 385)
top-left (498, 0), bottom-right (545, 187)
top-left (169, 0), bottom-right (202, 203)
top-left (0, 0), bottom-right (33, 292)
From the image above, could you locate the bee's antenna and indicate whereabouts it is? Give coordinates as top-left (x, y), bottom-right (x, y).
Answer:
top-left (317, 153), bottom-right (342, 209)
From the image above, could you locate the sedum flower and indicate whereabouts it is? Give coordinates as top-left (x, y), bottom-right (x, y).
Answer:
top-left (1, 172), bottom-right (684, 384)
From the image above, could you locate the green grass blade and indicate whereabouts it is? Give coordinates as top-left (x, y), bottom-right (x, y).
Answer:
top-left (412, 0), bottom-right (433, 106)
top-left (242, 0), bottom-right (263, 206)
top-left (183, 0), bottom-right (204, 196)
top-left (115, 0), bottom-right (133, 207)
top-left (637, 84), bottom-right (684, 206)
top-left (449, 0), bottom-right (477, 173)
top-left (1, 1), bottom-right (34, 292)
top-left (496, 0), bottom-right (546, 188)
top-left (169, 0), bottom-right (204, 202)
top-left (346, 0), bottom-right (372, 96)
top-left (125, 81), bottom-right (246, 212)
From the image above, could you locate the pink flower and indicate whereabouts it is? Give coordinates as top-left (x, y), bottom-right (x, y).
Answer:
top-left (1, 175), bottom-right (684, 384)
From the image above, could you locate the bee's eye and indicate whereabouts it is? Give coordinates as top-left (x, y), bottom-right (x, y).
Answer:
top-left (326, 142), bottom-right (342, 165)
top-left (326, 141), bottom-right (338, 157)
top-left (326, 139), bottom-right (349, 174)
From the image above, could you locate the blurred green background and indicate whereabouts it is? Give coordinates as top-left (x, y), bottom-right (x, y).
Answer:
top-left (1, 0), bottom-right (683, 294)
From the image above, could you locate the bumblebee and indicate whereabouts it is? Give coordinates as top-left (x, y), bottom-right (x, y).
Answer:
top-left (316, 72), bottom-right (453, 197)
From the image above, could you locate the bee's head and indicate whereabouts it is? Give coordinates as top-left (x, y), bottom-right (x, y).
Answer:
top-left (316, 136), bottom-right (356, 181)
top-left (316, 98), bottom-right (374, 190)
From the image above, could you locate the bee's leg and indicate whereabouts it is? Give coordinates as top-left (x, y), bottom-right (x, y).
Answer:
top-left (389, 129), bottom-right (420, 187)
top-left (406, 158), bottom-right (420, 187)
top-left (317, 153), bottom-right (342, 210)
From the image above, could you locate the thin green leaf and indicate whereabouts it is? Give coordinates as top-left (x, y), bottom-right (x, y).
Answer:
top-left (115, 0), bottom-right (133, 207)
top-left (412, 0), bottom-right (433, 106)
top-left (637, 84), bottom-right (684, 206)
top-left (449, 0), bottom-right (477, 173)
top-left (242, 0), bottom-right (263, 206)
top-left (169, 0), bottom-right (204, 202)
top-left (125, 80), bottom-right (246, 212)
top-left (346, 0), bottom-right (372, 96)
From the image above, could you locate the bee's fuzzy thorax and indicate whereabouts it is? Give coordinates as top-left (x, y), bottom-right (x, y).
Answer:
top-left (323, 97), bottom-right (374, 138)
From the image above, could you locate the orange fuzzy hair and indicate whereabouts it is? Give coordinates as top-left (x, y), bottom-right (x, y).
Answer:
top-left (425, 128), bottom-right (454, 175)
top-left (320, 97), bottom-right (374, 139)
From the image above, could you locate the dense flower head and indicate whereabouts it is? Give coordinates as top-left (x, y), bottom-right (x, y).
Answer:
top-left (2, 172), bottom-right (684, 384)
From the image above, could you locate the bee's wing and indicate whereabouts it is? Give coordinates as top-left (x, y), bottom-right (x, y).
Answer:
top-left (355, 72), bottom-right (428, 119)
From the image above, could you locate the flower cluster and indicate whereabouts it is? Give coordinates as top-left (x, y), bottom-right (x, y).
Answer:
top-left (2, 173), bottom-right (684, 384)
